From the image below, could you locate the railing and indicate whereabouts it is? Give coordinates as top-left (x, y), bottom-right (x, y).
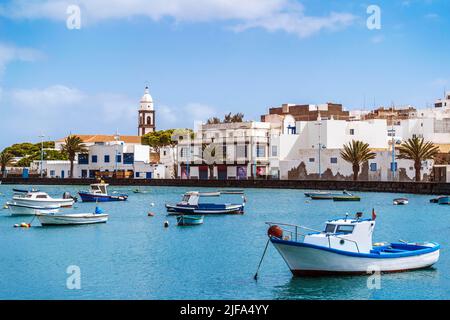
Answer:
top-left (265, 222), bottom-right (361, 253)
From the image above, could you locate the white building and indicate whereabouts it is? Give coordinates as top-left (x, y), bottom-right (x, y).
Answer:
top-left (32, 139), bottom-right (166, 179)
top-left (175, 121), bottom-right (281, 179)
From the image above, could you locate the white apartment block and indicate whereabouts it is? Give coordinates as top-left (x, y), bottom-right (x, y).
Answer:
top-left (175, 121), bottom-right (281, 179)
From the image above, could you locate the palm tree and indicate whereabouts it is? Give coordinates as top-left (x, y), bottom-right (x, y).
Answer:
top-left (340, 140), bottom-right (376, 181)
top-left (60, 135), bottom-right (88, 178)
top-left (397, 137), bottom-right (439, 182)
top-left (0, 151), bottom-right (14, 176)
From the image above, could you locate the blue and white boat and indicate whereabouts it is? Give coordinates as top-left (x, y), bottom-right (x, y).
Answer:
top-left (166, 191), bottom-right (245, 215)
top-left (78, 183), bottom-right (128, 202)
top-left (267, 212), bottom-right (440, 276)
top-left (176, 215), bottom-right (204, 226)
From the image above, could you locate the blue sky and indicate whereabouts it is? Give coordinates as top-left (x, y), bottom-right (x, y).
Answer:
top-left (0, 0), bottom-right (449, 149)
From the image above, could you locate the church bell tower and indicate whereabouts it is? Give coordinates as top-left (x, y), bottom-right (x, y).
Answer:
top-left (138, 86), bottom-right (155, 136)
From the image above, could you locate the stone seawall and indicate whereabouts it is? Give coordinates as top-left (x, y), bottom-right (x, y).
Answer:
top-left (1, 177), bottom-right (450, 195)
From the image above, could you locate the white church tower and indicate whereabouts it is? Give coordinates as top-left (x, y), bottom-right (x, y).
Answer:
top-left (138, 86), bottom-right (155, 136)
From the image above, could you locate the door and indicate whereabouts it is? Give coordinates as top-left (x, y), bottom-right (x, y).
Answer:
top-left (61, 170), bottom-right (65, 179)
top-left (146, 172), bottom-right (152, 179)
top-left (217, 165), bottom-right (227, 180)
top-left (199, 166), bottom-right (208, 180)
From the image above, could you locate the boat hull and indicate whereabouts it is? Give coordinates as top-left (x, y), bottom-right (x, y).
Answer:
top-left (166, 204), bottom-right (244, 215)
top-left (37, 213), bottom-right (109, 225)
top-left (271, 239), bottom-right (440, 276)
top-left (12, 197), bottom-right (74, 208)
top-left (176, 215), bottom-right (204, 226)
top-left (7, 202), bottom-right (60, 216)
top-left (78, 192), bottom-right (128, 202)
top-left (438, 196), bottom-right (450, 205)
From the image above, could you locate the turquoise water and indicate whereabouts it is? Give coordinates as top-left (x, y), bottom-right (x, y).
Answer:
top-left (0, 185), bottom-right (448, 300)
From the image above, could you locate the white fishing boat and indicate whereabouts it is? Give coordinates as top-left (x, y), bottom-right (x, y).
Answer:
top-left (12, 191), bottom-right (74, 208)
top-left (267, 211), bottom-right (440, 276)
top-left (36, 207), bottom-right (108, 226)
top-left (166, 191), bottom-right (245, 215)
top-left (6, 201), bottom-right (60, 216)
top-left (393, 198), bottom-right (409, 205)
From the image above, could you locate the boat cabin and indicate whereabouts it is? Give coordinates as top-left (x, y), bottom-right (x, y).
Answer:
top-left (89, 183), bottom-right (109, 195)
top-left (304, 215), bottom-right (376, 254)
top-left (15, 191), bottom-right (51, 200)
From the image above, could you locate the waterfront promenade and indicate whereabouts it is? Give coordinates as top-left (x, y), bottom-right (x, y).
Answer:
top-left (1, 177), bottom-right (450, 195)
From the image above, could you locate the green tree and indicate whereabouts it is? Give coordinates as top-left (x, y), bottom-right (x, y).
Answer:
top-left (0, 151), bottom-right (14, 175)
top-left (60, 135), bottom-right (88, 178)
top-left (223, 112), bottom-right (244, 123)
top-left (16, 149), bottom-right (68, 167)
top-left (397, 137), bottom-right (440, 182)
top-left (340, 140), bottom-right (376, 181)
top-left (141, 130), bottom-right (174, 153)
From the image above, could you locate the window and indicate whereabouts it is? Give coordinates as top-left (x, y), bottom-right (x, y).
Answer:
top-left (370, 163), bottom-right (377, 172)
top-left (336, 225), bottom-right (354, 234)
top-left (78, 153), bottom-right (89, 165)
top-left (163, 151), bottom-right (167, 156)
top-left (104, 155), bottom-right (110, 163)
top-left (36, 195), bottom-right (48, 199)
top-left (135, 172), bottom-right (140, 178)
top-left (147, 116), bottom-right (151, 125)
top-left (116, 154), bottom-right (122, 163)
top-left (236, 145), bottom-right (247, 159)
top-left (350, 129), bottom-right (355, 135)
top-left (256, 145), bottom-right (266, 157)
top-left (50, 170), bottom-right (55, 177)
top-left (272, 146), bottom-right (278, 157)
top-left (325, 224), bottom-right (336, 233)
top-left (391, 162), bottom-right (398, 172)
top-left (330, 157), bottom-right (337, 164)
top-left (92, 155), bottom-right (97, 163)
top-left (123, 153), bottom-right (134, 165)
top-left (309, 158), bottom-right (315, 163)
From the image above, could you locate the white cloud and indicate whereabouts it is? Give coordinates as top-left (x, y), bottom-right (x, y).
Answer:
top-left (0, 43), bottom-right (43, 75)
top-left (0, 0), bottom-right (357, 38)
top-left (158, 102), bottom-right (217, 129)
top-left (9, 85), bottom-right (85, 108)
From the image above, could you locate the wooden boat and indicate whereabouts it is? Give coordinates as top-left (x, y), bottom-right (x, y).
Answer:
top-left (333, 194), bottom-right (361, 202)
top-left (12, 191), bottom-right (74, 208)
top-left (79, 183), bottom-right (128, 202)
top-left (6, 201), bottom-right (60, 216)
top-left (393, 198), bottom-right (409, 205)
top-left (36, 207), bottom-right (108, 226)
top-left (305, 191), bottom-right (349, 198)
top-left (166, 191), bottom-right (245, 215)
top-left (267, 211), bottom-right (440, 276)
top-left (176, 215), bottom-right (204, 226)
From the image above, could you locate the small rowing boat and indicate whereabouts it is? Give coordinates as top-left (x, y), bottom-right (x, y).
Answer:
top-left (36, 206), bottom-right (108, 226)
top-left (305, 191), bottom-right (349, 199)
top-left (176, 215), bottom-right (204, 226)
top-left (333, 193), bottom-right (361, 202)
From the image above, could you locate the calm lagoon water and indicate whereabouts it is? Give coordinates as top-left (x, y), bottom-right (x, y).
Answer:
top-left (0, 184), bottom-right (449, 300)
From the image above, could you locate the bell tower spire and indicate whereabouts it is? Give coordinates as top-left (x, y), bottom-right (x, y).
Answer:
top-left (138, 86), bottom-right (155, 136)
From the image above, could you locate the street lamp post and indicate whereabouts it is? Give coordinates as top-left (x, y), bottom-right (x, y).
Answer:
top-left (315, 121), bottom-right (323, 179)
top-left (39, 134), bottom-right (45, 178)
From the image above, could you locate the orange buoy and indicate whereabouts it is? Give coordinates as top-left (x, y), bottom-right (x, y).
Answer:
top-left (267, 225), bottom-right (283, 239)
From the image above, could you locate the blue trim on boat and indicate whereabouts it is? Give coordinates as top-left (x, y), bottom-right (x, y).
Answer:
top-left (270, 238), bottom-right (440, 259)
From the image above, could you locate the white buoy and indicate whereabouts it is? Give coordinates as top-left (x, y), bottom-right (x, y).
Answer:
top-left (150, 202), bottom-right (155, 207)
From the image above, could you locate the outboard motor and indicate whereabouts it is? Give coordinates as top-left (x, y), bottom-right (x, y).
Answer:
top-left (63, 192), bottom-right (78, 202)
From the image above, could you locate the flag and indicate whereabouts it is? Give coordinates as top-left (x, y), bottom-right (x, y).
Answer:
top-left (372, 208), bottom-right (377, 221)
